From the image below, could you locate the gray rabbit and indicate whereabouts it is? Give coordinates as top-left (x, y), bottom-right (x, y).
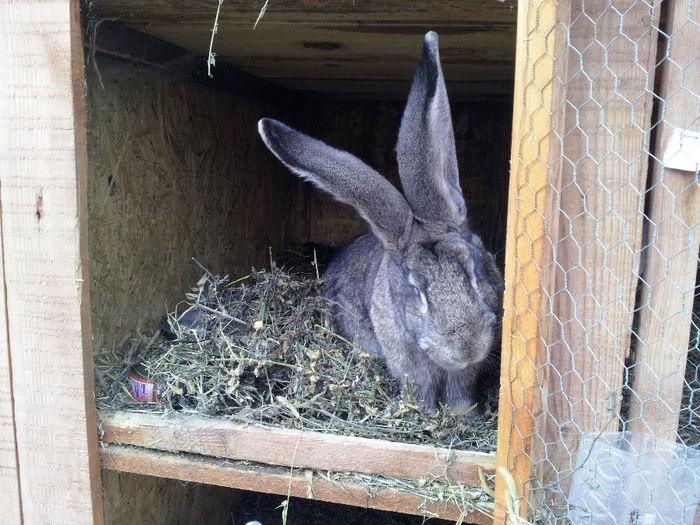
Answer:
top-left (258, 32), bottom-right (503, 413)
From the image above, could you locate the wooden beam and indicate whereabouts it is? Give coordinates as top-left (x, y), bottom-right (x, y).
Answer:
top-left (533, 0), bottom-right (660, 500)
top-left (0, 191), bottom-right (21, 525)
top-left (628, 0), bottom-right (700, 440)
top-left (496, 0), bottom-right (660, 520)
top-left (100, 444), bottom-right (493, 524)
top-left (92, 0), bottom-right (518, 26)
top-left (86, 19), bottom-right (309, 105)
top-left (0, 0), bottom-right (103, 522)
top-left (494, 0), bottom-right (561, 520)
top-left (99, 411), bottom-right (495, 487)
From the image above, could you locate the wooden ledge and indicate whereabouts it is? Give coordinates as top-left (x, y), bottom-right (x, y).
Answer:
top-left (98, 410), bottom-right (496, 521)
top-left (101, 444), bottom-right (493, 523)
top-left (98, 410), bottom-right (496, 486)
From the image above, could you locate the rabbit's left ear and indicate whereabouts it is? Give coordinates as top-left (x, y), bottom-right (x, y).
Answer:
top-left (396, 32), bottom-right (467, 231)
top-left (258, 118), bottom-right (414, 252)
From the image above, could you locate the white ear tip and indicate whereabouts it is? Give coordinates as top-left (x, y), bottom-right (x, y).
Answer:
top-left (425, 31), bottom-right (438, 44)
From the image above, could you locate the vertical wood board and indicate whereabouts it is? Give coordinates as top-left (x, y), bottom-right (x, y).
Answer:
top-left (1, 0), bottom-right (103, 522)
top-left (532, 0), bottom-right (660, 502)
top-left (628, 0), bottom-right (700, 440)
top-left (494, 0), bottom-right (560, 520)
top-left (0, 191), bottom-right (21, 523)
top-left (496, 0), bottom-right (661, 519)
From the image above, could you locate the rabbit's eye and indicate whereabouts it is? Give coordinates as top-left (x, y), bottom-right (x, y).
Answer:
top-left (406, 282), bottom-right (428, 315)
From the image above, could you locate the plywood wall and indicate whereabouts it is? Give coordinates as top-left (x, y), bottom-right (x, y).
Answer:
top-left (86, 56), bottom-right (299, 349)
top-left (102, 470), bottom-right (238, 525)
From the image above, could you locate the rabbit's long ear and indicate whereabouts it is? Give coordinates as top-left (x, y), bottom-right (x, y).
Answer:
top-left (396, 32), bottom-right (467, 231)
top-left (259, 118), bottom-right (413, 251)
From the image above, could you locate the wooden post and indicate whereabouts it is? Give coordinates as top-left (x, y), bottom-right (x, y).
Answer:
top-left (496, 0), bottom-right (660, 520)
top-left (628, 0), bottom-right (700, 441)
top-left (0, 210), bottom-right (21, 525)
top-left (0, 0), bottom-right (103, 523)
top-left (494, 0), bottom-right (562, 520)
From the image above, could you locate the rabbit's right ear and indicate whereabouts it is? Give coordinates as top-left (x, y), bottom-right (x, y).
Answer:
top-left (258, 118), bottom-right (413, 252)
top-left (396, 32), bottom-right (467, 232)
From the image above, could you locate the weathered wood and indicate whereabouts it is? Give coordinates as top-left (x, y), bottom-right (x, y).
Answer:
top-left (628, 0), bottom-right (700, 440)
top-left (100, 444), bottom-right (494, 524)
top-left (102, 469), bottom-right (239, 525)
top-left (533, 0), bottom-right (660, 502)
top-left (99, 411), bottom-right (496, 486)
top-left (93, 0), bottom-right (517, 24)
top-left (0, 0), bottom-right (103, 522)
top-left (495, 0), bottom-right (660, 520)
top-left (90, 0), bottom-right (517, 100)
top-left (494, 0), bottom-right (560, 520)
top-left (0, 193), bottom-right (21, 525)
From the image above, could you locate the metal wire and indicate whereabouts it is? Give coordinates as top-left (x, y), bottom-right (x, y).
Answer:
top-left (506, 0), bottom-right (700, 522)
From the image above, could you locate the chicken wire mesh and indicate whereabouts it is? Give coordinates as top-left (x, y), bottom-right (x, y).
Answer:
top-left (497, 0), bottom-right (699, 523)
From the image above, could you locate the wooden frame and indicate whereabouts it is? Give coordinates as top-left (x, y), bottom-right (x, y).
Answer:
top-left (495, 0), bottom-right (697, 521)
top-left (99, 412), bottom-right (496, 523)
top-left (2, 0), bottom-right (697, 523)
top-left (0, 0), bottom-right (103, 522)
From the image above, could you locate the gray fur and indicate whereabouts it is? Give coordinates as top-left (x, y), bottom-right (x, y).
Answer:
top-left (257, 32), bottom-right (503, 412)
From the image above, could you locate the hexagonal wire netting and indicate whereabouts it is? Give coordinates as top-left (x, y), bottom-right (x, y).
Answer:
top-left (500, 0), bottom-right (699, 522)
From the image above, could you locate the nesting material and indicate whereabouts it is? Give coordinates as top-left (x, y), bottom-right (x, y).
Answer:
top-left (95, 258), bottom-right (498, 451)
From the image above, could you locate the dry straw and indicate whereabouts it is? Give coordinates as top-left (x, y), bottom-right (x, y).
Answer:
top-left (95, 254), bottom-right (498, 451)
top-left (94, 253), bottom-right (500, 521)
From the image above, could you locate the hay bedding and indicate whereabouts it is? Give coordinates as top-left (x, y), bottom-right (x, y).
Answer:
top-left (95, 258), bottom-right (496, 453)
top-left (95, 251), bottom-right (498, 451)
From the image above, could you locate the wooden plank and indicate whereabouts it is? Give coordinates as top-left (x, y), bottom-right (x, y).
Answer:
top-left (99, 411), bottom-right (495, 486)
top-left (0, 194), bottom-right (21, 525)
top-left (121, 25), bottom-right (515, 101)
top-left (628, 0), bottom-right (700, 440)
top-left (532, 0), bottom-right (660, 502)
top-left (100, 444), bottom-right (494, 524)
top-left (93, 0), bottom-right (518, 25)
top-left (137, 24), bottom-right (516, 67)
top-left (0, 0), bottom-right (103, 522)
top-left (90, 0), bottom-right (517, 100)
top-left (87, 20), bottom-right (310, 105)
top-left (494, 0), bottom-right (560, 520)
top-left (495, 0), bottom-right (660, 520)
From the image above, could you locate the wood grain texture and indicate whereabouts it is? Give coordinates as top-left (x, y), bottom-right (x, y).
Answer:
top-left (99, 411), bottom-right (496, 486)
top-left (495, 0), bottom-right (661, 519)
top-left (532, 0), bottom-right (660, 502)
top-left (88, 0), bottom-right (517, 101)
top-left (85, 56), bottom-right (299, 350)
top-left (100, 444), bottom-right (494, 524)
top-left (494, 0), bottom-right (559, 520)
top-left (0, 190), bottom-right (21, 525)
top-left (628, 0), bottom-right (700, 440)
top-left (0, 0), bottom-right (103, 522)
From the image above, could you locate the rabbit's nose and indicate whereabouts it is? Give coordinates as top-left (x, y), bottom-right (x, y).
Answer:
top-left (484, 311), bottom-right (497, 326)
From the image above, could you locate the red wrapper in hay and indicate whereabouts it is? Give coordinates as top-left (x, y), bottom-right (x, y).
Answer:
top-left (128, 373), bottom-right (159, 402)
